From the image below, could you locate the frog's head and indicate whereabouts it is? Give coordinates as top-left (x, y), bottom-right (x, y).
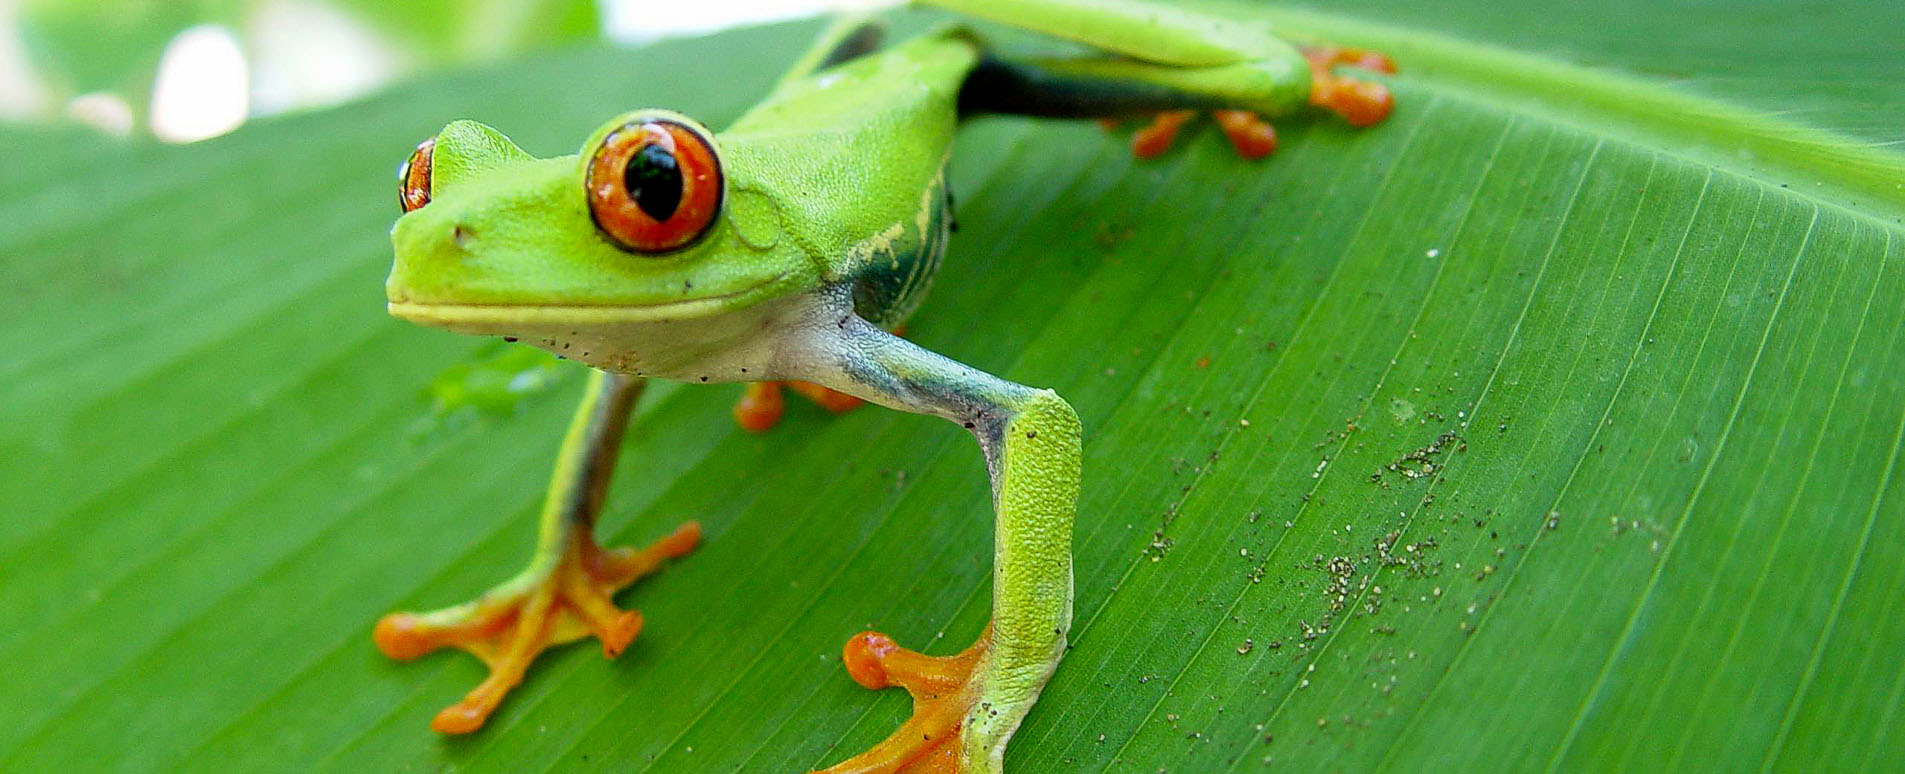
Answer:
top-left (386, 111), bottom-right (814, 345)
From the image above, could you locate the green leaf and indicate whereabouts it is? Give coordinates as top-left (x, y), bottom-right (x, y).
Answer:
top-left (4, 2), bottom-right (1902, 771)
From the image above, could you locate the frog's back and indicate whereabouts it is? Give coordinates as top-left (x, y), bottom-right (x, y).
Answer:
top-left (715, 30), bottom-right (978, 326)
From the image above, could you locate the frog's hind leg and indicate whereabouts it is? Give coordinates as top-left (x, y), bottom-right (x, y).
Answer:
top-left (374, 371), bottom-right (700, 733)
top-left (1104, 48), bottom-right (1395, 158)
top-left (932, 0), bottom-right (1395, 158)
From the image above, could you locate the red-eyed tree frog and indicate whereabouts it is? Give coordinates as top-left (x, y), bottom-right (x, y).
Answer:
top-left (377, 0), bottom-right (1394, 770)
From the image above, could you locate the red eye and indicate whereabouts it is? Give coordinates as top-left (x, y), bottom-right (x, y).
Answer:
top-left (398, 137), bottom-right (434, 212)
top-left (586, 119), bottom-right (723, 254)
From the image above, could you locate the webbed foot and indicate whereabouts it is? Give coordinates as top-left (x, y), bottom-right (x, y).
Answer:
top-left (373, 521), bottom-right (700, 733)
top-left (815, 628), bottom-right (1003, 774)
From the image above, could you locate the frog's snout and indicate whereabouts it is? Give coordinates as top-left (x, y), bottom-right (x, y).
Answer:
top-left (392, 202), bottom-right (472, 250)
top-left (387, 207), bottom-right (477, 305)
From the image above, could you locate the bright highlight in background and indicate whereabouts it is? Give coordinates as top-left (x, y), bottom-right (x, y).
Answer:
top-left (149, 25), bottom-right (249, 143)
top-left (605, 0), bottom-right (896, 41)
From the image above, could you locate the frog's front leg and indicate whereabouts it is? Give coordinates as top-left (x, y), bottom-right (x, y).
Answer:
top-left (780, 302), bottom-right (1079, 773)
top-left (373, 370), bottom-right (699, 733)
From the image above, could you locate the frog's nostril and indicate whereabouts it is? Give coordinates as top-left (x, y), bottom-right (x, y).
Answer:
top-left (452, 224), bottom-right (475, 248)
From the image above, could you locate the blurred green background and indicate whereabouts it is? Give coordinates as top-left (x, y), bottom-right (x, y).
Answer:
top-left (0, 0), bottom-right (889, 140)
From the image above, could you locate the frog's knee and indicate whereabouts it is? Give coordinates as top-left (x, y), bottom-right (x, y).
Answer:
top-left (1010, 389), bottom-right (1080, 439)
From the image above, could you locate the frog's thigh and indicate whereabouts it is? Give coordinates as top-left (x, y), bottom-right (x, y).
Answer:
top-left (919, 0), bottom-right (1282, 67)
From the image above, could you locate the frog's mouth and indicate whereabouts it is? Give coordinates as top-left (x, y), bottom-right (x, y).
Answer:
top-left (387, 272), bottom-right (791, 331)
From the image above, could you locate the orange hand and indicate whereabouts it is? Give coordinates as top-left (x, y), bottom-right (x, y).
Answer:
top-left (374, 522), bottom-right (700, 733)
top-left (814, 629), bottom-right (991, 773)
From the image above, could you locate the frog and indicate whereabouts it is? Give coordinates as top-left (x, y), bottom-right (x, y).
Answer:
top-left (376, 0), bottom-right (1395, 770)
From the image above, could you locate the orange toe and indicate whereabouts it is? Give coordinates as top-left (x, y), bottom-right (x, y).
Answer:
top-left (1130, 110), bottom-right (1196, 159)
top-left (597, 611), bottom-right (643, 656)
top-left (735, 382), bottom-right (786, 432)
top-left (591, 521), bottom-right (702, 584)
top-left (432, 702), bottom-right (492, 735)
top-left (1213, 110), bottom-right (1279, 158)
top-left (842, 631), bottom-right (901, 689)
top-left (373, 614), bottom-right (435, 661)
top-left (815, 628), bottom-right (990, 774)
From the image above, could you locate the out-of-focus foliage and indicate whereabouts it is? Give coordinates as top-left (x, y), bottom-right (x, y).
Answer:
top-left (17, 0), bottom-right (598, 120)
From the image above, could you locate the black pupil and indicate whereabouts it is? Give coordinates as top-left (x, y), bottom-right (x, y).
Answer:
top-left (624, 143), bottom-right (682, 221)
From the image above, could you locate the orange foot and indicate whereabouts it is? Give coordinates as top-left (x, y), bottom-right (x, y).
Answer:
top-left (1104, 45), bottom-right (1397, 160)
top-left (815, 630), bottom-right (990, 773)
top-left (373, 521), bottom-right (701, 733)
